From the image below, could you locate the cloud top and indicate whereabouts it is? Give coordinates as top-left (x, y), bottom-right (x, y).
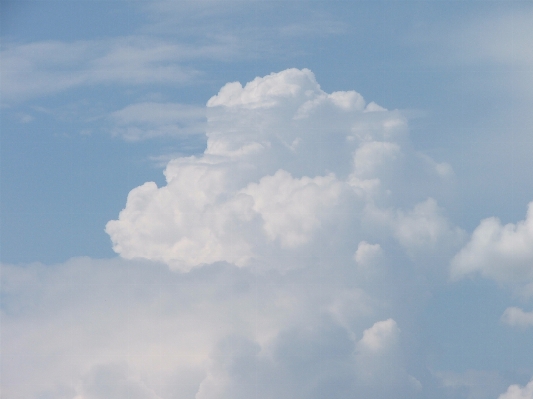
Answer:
top-left (498, 378), bottom-right (533, 399)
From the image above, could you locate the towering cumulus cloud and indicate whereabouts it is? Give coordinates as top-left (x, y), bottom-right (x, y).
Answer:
top-left (90, 69), bottom-right (465, 398)
top-left (106, 68), bottom-right (459, 273)
top-left (3, 69), bottom-right (471, 399)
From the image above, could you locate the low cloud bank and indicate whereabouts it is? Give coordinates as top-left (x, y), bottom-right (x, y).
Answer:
top-left (1, 257), bottom-right (421, 399)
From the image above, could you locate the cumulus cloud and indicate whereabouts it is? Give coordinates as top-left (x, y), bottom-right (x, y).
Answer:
top-left (501, 307), bottom-right (533, 329)
top-left (107, 68), bottom-right (460, 273)
top-left (242, 170), bottom-right (343, 248)
top-left (450, 201), bottom-right (533, 285)
top-left (195, 317), bottom-right (421, 399)
top-left (75, 363), bottom-right (163, 399)
top-left (2, 69), bottom-right (471, 399)
top-left (1, 256), bottom-right (421, 399)
top-left (357, 318), bottom-right (399, 352)
top-left (383, 198), bottom-right (466, 259)
top-left (498, 378), bottom-right (533, 399)
top-left (354, 319), bottom-right (423, 397)
top-left (354, 241), bottom-right (384, 278)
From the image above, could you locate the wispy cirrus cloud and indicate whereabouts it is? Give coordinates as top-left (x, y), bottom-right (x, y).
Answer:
top-left (0, 36), bottom-right (238, 103)
top-left (109, 102), bottom-right (206, 141)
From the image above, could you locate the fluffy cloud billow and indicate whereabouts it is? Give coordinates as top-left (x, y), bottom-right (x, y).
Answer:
top-left (106, 68), bottom-right (460, 273)
top-left (5, 69), bottom-right (521, 399)
top-left (1, 256), bottom-right (420, 399)
top-left (498, 378), bottom-right (533, 399)
top-left (88, 69), bottom-right (468, 398)
top-left (451, 201), bottom-right (533, 294)
top-left (501, 307), bottom-right (533, 329)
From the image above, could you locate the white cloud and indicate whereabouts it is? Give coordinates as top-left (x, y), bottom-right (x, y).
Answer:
top-left (501, 307), bottom-right (533, 329)
top-left (206, 68), bottom-right (319, 110)
top-left (438, 370), bottom-right (509, 399)
top-left (393, 198), bottom-right (466, 258)
top-left (1, 255), bottom-right (423, 399)
top-left (0, 36), bottom-right (236, 103)
top-left (107, 69), bottom-right (459, 273)
top-left (464, 9), bottom-right (533, 67)
top-left (357, 318), bottom-right (399, 352)
top-left (109, 102), bottom-right (206, 141)
top-left (0, 69), bottom-right (471, 398)
top-left (105, 163), bottom-right (256, 271)
top-left (354, 241), bottom-right (383, 267)
top-left (1, 258), bottom-right (210, 399)
top-left (471, 9), bottom-right (533, 104)
top-left (16, 112), bottom-right (34, 123)
top-left (354, 319), bottom-right (422, 396)
top-left (242, 170), bottom-right (342, 248)
top-left (498, 378), bottom-right (533, 399)
top-left (450, 201), bottom-right (533, 284)
top-left (194, 317), bottom-right (421, 399)
top-left (75, 363), bottom-right (164, 399)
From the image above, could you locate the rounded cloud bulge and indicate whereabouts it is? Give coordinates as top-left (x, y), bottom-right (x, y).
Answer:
top-left (106, 68), bottom-right (461, 273)
top-left (5, 69), bottom-right (489, 399)
top-left (450, 201), bottom-right (533, 292)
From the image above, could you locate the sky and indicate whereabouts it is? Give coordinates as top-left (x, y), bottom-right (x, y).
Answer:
top-left (1, 1), bottom-right (533, 398)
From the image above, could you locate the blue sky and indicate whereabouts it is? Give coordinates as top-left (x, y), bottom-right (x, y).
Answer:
top-left (1, 1), bottom-right (533, 399)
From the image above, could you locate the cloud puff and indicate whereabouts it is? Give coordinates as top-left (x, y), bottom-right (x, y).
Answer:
top-left (501, 307), bottom-right (533, 329)
top-left (498, 378), bottom-right (533, 399)
top-left (390, 198), bottom-right (466, 259)
top-left (74, 363), bottom-right (163, 399)
top-left (107, 68), bottom-right (460, 273)
top-left (355, 319), bottom-right (402, 384)
top-left (354, 241), bottom-right (385, 279)
top-left (195, 317), bottom-right (421, 399)
top-left (450, 202), bottom-right (533, 285)
top-left (357, 318), bottom-right (399, 352)
top-left (242, 170), bottom-right (343, 248)
top-left (3, 69), bottom-right (505, 399)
